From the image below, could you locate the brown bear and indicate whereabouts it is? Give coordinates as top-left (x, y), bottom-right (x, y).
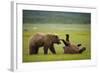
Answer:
top-left (29, 33), bottom-right (61, 55)
top-left (61, 34), bottom-right (86, 54)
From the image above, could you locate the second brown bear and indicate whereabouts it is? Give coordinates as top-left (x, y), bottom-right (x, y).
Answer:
top-left (61, 34), bottom-right (86, 54)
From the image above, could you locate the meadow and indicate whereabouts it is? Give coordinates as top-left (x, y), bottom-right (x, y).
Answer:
top-left (23, 23), bottom-right (91, 62)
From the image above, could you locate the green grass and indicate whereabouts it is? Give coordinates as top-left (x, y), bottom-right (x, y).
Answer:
top-left (23, 24), bottom-right (91, 62)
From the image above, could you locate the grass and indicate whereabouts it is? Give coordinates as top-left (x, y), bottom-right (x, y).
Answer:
top-left (23, 24), bottom-right (91, 62)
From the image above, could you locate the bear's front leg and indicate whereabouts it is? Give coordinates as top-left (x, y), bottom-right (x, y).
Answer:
top-left (50, 45), bottom-right (56, 54)
top-left (43, 46), bottom-right (48, 54)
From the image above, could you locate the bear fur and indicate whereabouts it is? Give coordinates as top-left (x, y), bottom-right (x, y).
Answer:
top-left (29, 33), bottom-right (61, 55)
top-left (61, 34), bottom-right (86, 54)
top-left (63, 44), bottom-right (86, 54)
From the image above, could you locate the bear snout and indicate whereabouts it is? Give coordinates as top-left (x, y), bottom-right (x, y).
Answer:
top-left (56, 41), bottom-right (61, 44)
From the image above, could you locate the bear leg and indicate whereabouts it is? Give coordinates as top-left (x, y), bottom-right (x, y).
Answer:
top-left (77, 44), bottom-right (82, 47)
top-left (44, 46), bottom-right (48, 54)
top-left (79, 47), bottom-right (86, 53)
top-left (29, 46), bottom-right (37, 55)
top-left (50, 46), bottom-right (56, 54)
top-left (35, 47), bottom-right (39, 54)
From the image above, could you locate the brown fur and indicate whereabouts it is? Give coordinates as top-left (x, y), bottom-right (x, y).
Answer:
top-left (29, 33), bottom-right (61, 55)
top-left (61, 34), bottom-right (86, 54)
top-left (63, 44), bottom-right (83, 54)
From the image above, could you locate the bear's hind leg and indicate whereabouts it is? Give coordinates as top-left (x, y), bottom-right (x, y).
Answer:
top-left (35, 47), bottom-right (39, 54)
top-left (79, 47), bottom-right (86, 53)
top-left (29, 46), bottom-right (37, 55)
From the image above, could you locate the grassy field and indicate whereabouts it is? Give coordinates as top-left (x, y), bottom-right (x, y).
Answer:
top-left (23, 24), bottom-right (91, 62)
